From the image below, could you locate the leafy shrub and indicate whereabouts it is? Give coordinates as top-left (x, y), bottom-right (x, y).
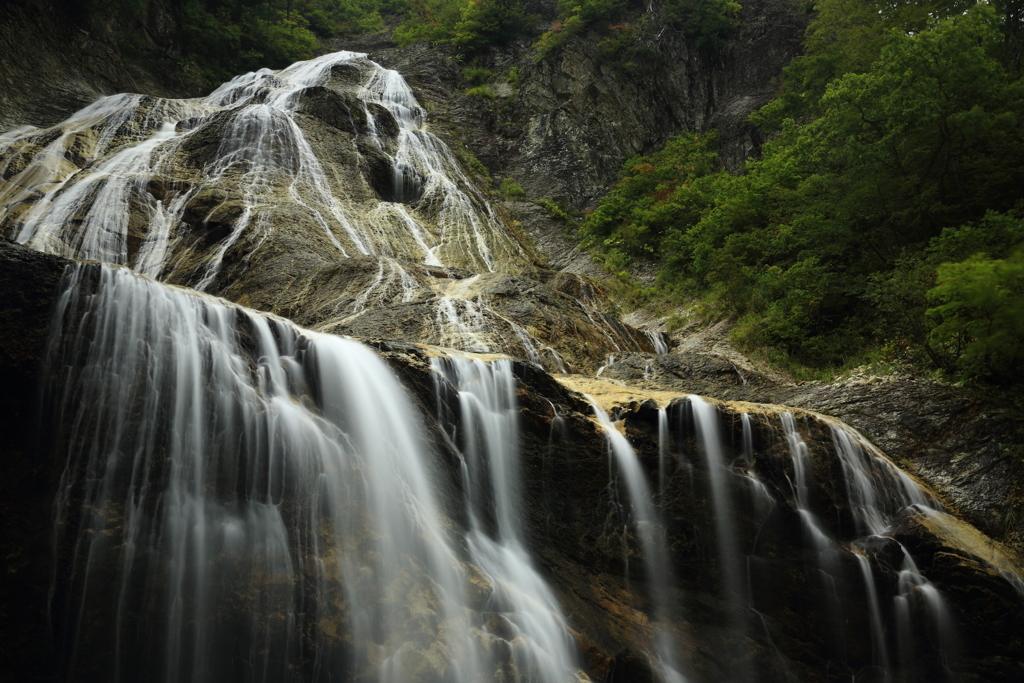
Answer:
top-left (501, 177), bottom-right (525, 197)
top-left (298, 0), bottom-right (385, 35)
top-left (395, 0), bottom-right (538, 53)
top-left (180, 1), bottom-right (335, 82)
top-left (664, 0), bottom-right (741, 49)
top-left (928, 249), bottom-right (1024, 383)
top-left (465, 85), bottom-right (496, 98)
top-left (450, 0), bottom-right (538, 53)
top-left (534, 0), bottom-right (625, 60)
top-left (463, 65), bottom-right (497, 84)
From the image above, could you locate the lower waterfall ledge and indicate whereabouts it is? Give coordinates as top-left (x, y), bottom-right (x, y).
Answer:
top-left (2, 237), bottom-right (1024, 683)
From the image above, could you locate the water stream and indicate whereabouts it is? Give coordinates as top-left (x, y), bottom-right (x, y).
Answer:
top-left (45, 263), bottom-right (487, 682)
top-left (2, 46), bottom-right (1006, 683)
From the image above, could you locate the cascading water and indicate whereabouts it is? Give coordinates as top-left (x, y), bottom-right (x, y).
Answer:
top-left (589, 399), bottom-right (687, 683)
top-left (432, 356), bottom-right (582, 683)
top-left (2, 51), bottom-right (524, 276)
top-left (0, 50), bottom-right (583, 365)
top-left (687, 397), bottom-right (749, 682)
top-left (4, 42), bottom-right (1018, 683)
top-left (42, 262), bottom-right (574, 683)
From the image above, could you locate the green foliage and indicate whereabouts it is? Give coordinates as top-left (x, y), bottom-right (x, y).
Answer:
top-left (927, 249), bottom-right (1024, 382)
top-left (179, 0), bottom-right (381, 82)
top-left (534, 0), bottom-right (741, 62)
top-left (582, 4), bottom-right (1024, 374)
top-left (462, 65), bottom-right (497, 84)
top-left (450, 0), bottom-right (538, 52)
top-left (449, 138), bottom-right (489, 177)
top-left (393, 0), bottom-right (464, 44)
top-left (501, 177), bottom-right (526, 197)
top-left (581, 131), bottom-right (721, 259)
top-left (465, 84), bottom-right (496, 98)
top-left (664, 0), bottom-right (741, 49)
top-left (394, 0), bottom-right (537, 53)
top-left (535, 198), bottom-right (574, 223)
top-left (296, 0), bottom-right (385, 36)
top-left (534, 0), bottom-right (628, 60)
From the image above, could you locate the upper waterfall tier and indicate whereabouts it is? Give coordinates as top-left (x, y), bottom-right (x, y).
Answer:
top-left (0, 51), bottom-right (531, 277)
top-left (0, 51), bottom-right (654, 373)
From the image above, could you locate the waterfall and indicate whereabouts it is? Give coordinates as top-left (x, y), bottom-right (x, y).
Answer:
top-left (42, 262), bottom-right (573, 683)
top-left (5, 42), bottom-right (1017, 683)
top-left (589, 399), bottom-right (687, 683)
top-left (2, 51), bottom-right (526, 276)
top-left (647, 332), bottom-right (669, 355)
top-left (0, 51), bottom-right (557, 362)
top-left (432, 356), bottom-right (581, 683)
top-left (688, 397), bottom-right (749, 682)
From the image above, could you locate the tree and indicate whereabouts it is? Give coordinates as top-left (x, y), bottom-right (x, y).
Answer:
top-left (928, 249), bottom-right (1024, 382)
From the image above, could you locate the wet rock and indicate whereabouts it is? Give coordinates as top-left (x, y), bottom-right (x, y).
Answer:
top-left (606, 647), bottom-right (658, 683)
top-left (0, 238), bottom-right (69, 682)
top-left (0, 1), bottom-right (203, 133)
top-left (293, 85), bottom-right (366, 134)
top-left (599, 351), bottom-right (764, 386)
top-left (2, 245), bottom-right (1023, 683)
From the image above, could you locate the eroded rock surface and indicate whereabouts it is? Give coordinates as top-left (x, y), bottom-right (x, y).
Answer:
top-left (2, 237), bottom-right (1023, 683)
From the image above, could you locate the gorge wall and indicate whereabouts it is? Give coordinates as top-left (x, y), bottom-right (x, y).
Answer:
top-left (0, 0), bottom-right (192, 132)
top-left (2, 3), bottom-right (1023, 683)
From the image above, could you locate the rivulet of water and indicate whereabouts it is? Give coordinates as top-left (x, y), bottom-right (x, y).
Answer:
top-left (433, 355), bottom-right (582, 683)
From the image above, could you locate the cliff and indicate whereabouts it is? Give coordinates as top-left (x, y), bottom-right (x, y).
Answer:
top-left (2, 3), bottom-right (1023, 682)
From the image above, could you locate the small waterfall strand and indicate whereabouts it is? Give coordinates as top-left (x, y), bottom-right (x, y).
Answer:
top-left (432, 355), bottom-right (582, 683)
top-left (588, 398), bottom-right (688, 683)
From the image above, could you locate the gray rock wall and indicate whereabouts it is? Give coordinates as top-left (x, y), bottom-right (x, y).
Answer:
top-left (367, 0), bottom-right (808, 210)
top-left (0, 0), bottom-right (194, 132)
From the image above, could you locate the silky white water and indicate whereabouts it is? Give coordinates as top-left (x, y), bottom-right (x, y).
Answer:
top-left (2, 51), bottom-right (527, 279)
top-left (433, 356), bottom-right (582, 683)
top-left (0, 50), bottom-right (560, 365)
top-left (589, 399), bottom-right (687, 683)
top-left (5, 42), bottom-right (1008, 683)
top-left (43, 263), bottom-right (575, 683)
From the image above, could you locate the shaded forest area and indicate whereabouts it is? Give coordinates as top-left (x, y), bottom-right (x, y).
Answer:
top-left (581, 1), bottom-right (1024, 390)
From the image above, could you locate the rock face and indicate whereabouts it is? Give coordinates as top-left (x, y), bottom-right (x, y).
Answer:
top-left (2, 239), bottom-right (1023, 683)
top-left (367, 0), bottom-right (808, 210)
top-left (0, 51), bottom-right (653, 373)
top-left (2, 7), bottom-right (1023, 683)
top-left (593, 353), bottom-right (1022, 549)
top-left (0, 239), bottom-right (68, 683)
top-left (0, 0), bottom-right (194, 132)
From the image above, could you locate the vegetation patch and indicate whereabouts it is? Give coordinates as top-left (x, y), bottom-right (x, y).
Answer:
top-left (578, 3), bottom-right (1024, 384)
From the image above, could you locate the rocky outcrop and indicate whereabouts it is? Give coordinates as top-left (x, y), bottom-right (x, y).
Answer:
top-left (0, 0), bottom-right (194, 132)
top-left (3, 6), bottom-right (1022, 681)
top-left (366, 0), bottom-right (808, 211)
top-left (0, 238), bottom-right (68, 683)
top-left (0, 52), bottom-right (659, 374)
top-left (3, 240), bottom-right (1022, 683)
top-left (589, 351), bottom-right (1022, 550)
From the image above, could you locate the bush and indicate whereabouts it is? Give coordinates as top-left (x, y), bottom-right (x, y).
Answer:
top-left (395, 0), bottom-right (537, 53)
top-left (500, 177), bottom-right (525, 197)
top-left (180, 1), bottom-right (326, 82)
top-left (664, 0), bottom-right (741, 49)
top-left (462, 65), bottom-right (497, 85)
top-left (927, 249), bottom-right (1024, 383)
top-left (465, 85), bottom-right (496, 99)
